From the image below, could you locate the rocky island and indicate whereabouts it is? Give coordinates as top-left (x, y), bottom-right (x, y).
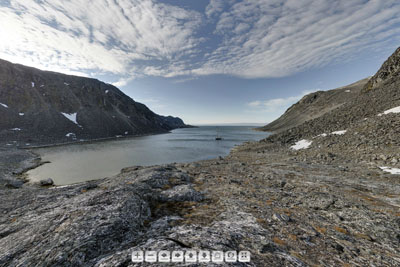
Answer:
top-left (1, 47), bottom-right (400, 266)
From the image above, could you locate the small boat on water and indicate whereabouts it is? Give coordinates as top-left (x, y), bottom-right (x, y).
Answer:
top-left (215, 127), bottom-right (222, 140)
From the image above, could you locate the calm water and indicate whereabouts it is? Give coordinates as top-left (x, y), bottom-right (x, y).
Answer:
top-left (28, 126), bottom-right (269, 185)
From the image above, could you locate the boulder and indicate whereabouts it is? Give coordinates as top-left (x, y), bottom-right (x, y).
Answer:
top-left (39, 178), bottom-right (54, 186)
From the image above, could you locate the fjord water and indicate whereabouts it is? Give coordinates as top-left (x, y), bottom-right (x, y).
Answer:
top-left (28, 126), bottom-right (269, 185)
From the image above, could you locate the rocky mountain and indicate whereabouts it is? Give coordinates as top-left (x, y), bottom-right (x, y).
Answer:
top-left (261, 47), bottom-right (400, 142)
top-left (0, 59), bottom-right (189, 146)
top-left (261, 46), bottom-right (400, 167)
top-left (259, 78), bottom-right (369, 133)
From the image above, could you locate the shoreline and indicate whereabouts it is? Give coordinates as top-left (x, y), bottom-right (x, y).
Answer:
top-left (1, 121), bottom-right (399, 266)
top-left (0, 130), bottom-right (174, 188)
top-left (13, 126), bottom-right (265, 187)
top-left (1, 135), bottom-right (399, 266)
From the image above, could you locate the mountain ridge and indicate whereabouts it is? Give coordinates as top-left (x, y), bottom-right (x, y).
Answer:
top-left (258, 78), bottom-right (370, 133)
top-left (0, 58), bottom-right (190, 146)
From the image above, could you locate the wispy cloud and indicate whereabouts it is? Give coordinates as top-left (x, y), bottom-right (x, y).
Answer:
top-left (195, 0), bottom-right (400, 78)
top-left (0, 0), bottom-right (202, 78)
top-left (1, 0), bottom-right (400, 81)
top-left (247, 90), bottom-right (314, 113)
top-left (112, 77), bottom-right (135, 88)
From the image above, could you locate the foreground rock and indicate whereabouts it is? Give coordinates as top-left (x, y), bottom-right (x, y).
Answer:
top-left (0, 165), bottom-right (204, 266)
top-left (1, 141), bottom-right (399, 266)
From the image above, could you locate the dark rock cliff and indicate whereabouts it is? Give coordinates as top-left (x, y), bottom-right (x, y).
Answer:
top-left (0, 59), bottom-right (189, 145)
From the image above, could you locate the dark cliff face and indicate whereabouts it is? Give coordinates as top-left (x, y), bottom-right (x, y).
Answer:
top-left (0, 59), bottom-right (188, 145)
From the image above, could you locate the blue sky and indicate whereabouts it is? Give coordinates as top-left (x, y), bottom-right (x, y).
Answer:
top-left (1, 0), bottom-right (400, 125)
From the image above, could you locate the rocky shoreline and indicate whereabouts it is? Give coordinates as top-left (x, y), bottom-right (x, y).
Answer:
top-left (1, 132), bottom-right (399, 266)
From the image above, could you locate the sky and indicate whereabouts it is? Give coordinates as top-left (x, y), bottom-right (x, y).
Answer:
top-left (1, 0), bottom-right (400, 125)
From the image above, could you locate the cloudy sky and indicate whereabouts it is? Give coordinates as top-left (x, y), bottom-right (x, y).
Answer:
top-left (1, 0), bottom-right (399, 124)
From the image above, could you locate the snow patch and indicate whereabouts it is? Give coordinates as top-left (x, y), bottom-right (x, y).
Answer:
top-left (331, 130), bottom-right (347, 135)
top-left (291, 139), bottom-right (312, 150)
top-left (40, 84), bottom-right (44, 87)
top-left (116, 135), bottom-right (122, 138)
top-left (380, 167), bottom-right (400, 175)
top-left (345, 90), bottom-right (351, 92)
top-left (65, 133), bottom-right (75, 137)
top-left (61, 112), bottom-right (78, 125)
top-left (31, 82), bottom-right (35, 87)
top-left (64, 82), bottom-right (69, 86)
top-left (11, 128), bottom-right (21, 131)
top-left (124, 131), bottom-right (128, 135)
top-left (105, 90), bottom-right (109, 94)
top-left (19, 113), bottom-right (24, 116)
top-left (317, 133), bottom-right (327, 137)
top-left (378, 106), bottom-right (400, 116)
top-left (0, 103), bottom-right (8, 108)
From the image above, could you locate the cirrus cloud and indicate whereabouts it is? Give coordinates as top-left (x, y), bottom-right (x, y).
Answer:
top-left (0, 0), bottom-right (400, 81)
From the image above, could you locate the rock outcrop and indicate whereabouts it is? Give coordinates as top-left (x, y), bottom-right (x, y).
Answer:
top-left (364, 47), bottom-right (400, 91)
top-left (0, 165), bottom-right (204, 266)
top-left (0, 59), bottom-right (189, 146)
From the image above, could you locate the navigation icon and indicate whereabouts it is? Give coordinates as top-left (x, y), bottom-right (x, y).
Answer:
top-left (225, 251), bottom-right (237, 262)
top-left (211, 251), bottom-right (224, 263)
top-left (158, 250), bottom-right (170, 262)
top-left (131, 250), bottom-right (144, 262)
top-left (145, 251), bottom-right (157, 262)
top-left (185, 250), bottom-right (197, 262)
top-left (238, 251), bottom-right (251, 262)
top-left (198, 250), bottom-right (211, 262)
top-left (171, 251), bottom-right (184, 262)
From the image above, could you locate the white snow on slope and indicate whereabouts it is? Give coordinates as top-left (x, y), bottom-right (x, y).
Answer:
top-left (65, 133), bottom-right (75, 137)
top-left (105, 90), bottom-right (109, 94)
top-left (345, 90), bottom-right (351, 93)
top-left (64, 82), bottom-right (69, 86)
top-left (380, 167), bottom-right (400, 175)
top-left (0, 103), bottom-right (8, 108)
top-left (31, 82), bottom-right (35, 87)
top-left (317, 133), bottom-right (327, 137)
top-left (11, 128), bottom-right (21, 131)
top-left (61, 112), bottom-right (78, 125)
top-left (291, 139), bottom-right (312, 150)
top-left (19, 113), bottom-right (24, 116)
top-left (378, 106), bottom-right (400, 116)
top-left (331, 130), bottom-right (347, 135)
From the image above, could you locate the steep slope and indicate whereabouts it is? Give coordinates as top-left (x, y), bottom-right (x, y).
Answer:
top-left (0, 59), bottom-right (188, 146)
top-left (364, 47), bottom-right (400, 91)
top-left (265, 46), bottom-right (400, 147)
top-left (259, 78), bottom-right (369, 133)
